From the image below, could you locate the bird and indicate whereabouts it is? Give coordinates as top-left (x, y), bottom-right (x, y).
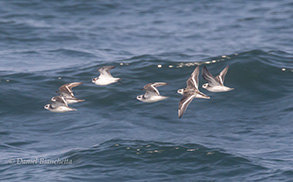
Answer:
top-left (137, 82), bottom-right (168, 103)
top-left (44, 104), bottom-right (76, 113)
top-left (92, 66), bottom-right (121, 85)
top-left (57, 82), bottom-right (85, 104)
top-left (44, 96), bottom-right (76, 113)
top-left (178, 66), bottom-right (210, 118)
top-left (202, 65), bottom-right (234, 92)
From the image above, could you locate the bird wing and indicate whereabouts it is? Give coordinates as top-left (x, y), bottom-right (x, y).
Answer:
top-left (216, 65), bottom-right (229, 85)
top-left (58, 82), bottom-right (83, 98)
top-left (202, 66), bottom-right (221, 86)
top-left (178, 92), bottom-right (195, 118)
top-left (143, 82), bottom-right (167, 97)
top-left (186, 66), bottom-right (199, 90)
top-left (51, 96), bottom-right (68, 108)
top-left (98, 66), bottom-right (115, 77)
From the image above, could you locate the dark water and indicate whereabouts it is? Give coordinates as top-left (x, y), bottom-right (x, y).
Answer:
top-left (1, 0), bottom-right (293, 181)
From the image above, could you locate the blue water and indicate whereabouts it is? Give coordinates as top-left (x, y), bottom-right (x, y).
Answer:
top-left (0, 0), bottom-right (293, 181)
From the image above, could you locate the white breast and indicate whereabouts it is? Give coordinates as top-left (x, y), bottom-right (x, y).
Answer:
top-left (208, 86), bottom-right (233, 92)
top-left (94, 77), bottom-right (119, 85)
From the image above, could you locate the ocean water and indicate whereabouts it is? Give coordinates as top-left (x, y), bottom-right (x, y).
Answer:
top-left (0, 0), bottom-right (293, 181)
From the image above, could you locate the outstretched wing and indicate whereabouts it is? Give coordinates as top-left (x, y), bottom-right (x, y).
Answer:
top-left (202, 66), bottom-right (220, 86)
top-left (98, 66), bottom-right (115, 77)
top-left (58, 82), bottom-right (83, 98)
top-left (51, 96), bottom-right (68, 108)
top-left (178, 92), bottom-right (195, 118)
top-left (216, 65), bottom-right (229, 85)
top-left (186, 66), bottom-right (199, 90)
top-left (143, 82), bottom-right (168, 97)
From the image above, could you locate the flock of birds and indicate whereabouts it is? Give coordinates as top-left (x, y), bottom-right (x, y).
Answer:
top-left (44, 65), bottom-right (234, 118)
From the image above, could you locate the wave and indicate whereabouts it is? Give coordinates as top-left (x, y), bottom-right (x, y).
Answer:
top-left (0, 49), bottom-right (292, 116)
top-left (46, 48), bottom-right (97, 58)
top-left (56, 139), bottom-right (266, 181)
top-left (1, 48), bottom-right (292, 180)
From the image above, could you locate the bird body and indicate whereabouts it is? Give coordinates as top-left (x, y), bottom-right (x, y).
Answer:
top-left (44, 104), bottom-right (76, 113)
top-left (137, 82), bottom-right (168, 103)
top-left (178, 66), bottom-right (210, 118)
top-left (202, 65), bottom-right (234, 92)
top-left (92, 66), bottom-right (120, 85)
top-left (44, 96), bottom-right (76, 112)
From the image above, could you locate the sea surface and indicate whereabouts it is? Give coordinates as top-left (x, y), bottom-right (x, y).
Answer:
top-left (0, 0), bottom-right (293, 181)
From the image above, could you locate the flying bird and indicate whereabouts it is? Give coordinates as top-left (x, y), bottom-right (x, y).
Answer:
top-left (44, 96), bottom-right (76, 113)
top-left (92, 66), bottom-right (121, 85)
top-left (137, 82), bottom-right (168, 103)
top-left (202, 65), bottom-right (234, 92)
top-left (178, 66), bottom-right (210, 118)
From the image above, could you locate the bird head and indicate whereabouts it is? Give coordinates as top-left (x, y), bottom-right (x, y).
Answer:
top-left (202, 83), bottom-right (208, 89)
top-left (44, 104), bottom-right (50, 110)
top-left (177, 89), bottom-right (184, 95)
top-left (136, 95), bottom-right (143, 101)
